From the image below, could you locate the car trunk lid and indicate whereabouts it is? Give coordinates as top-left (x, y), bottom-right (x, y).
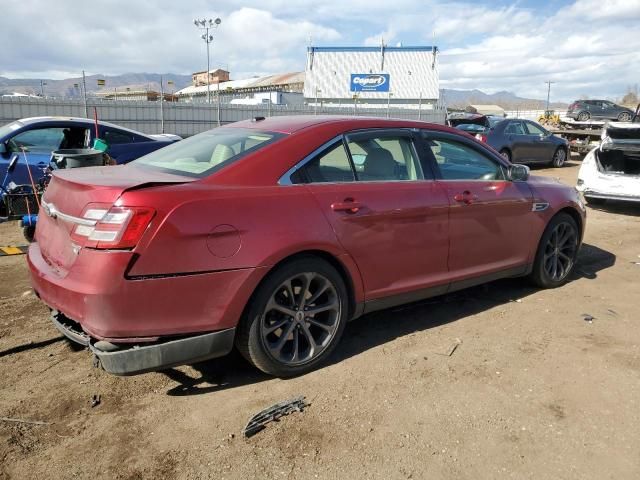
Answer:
top-left (37, 165), bottom-right (193, 274)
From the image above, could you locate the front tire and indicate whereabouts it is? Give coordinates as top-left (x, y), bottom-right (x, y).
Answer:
top-left (529, 213), bottom-right (579, 288)
top-left (236, 256), bottom-right (349, 377)
top-left (499, 148), bottom-right (512, 162)
top-left (551, 147), bottom-right (567, 168)
top-left (584, 196), bottom-right (606, 206)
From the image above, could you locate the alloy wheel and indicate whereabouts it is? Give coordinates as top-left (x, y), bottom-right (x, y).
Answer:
top-left (543, 221), bottom-right (577, 281)
top-left (260, 272), bottom-right (341, 366)
top-left (553, 148), bottom-right (566, 167)
top-left (618, 112), bottom-right (631, 122)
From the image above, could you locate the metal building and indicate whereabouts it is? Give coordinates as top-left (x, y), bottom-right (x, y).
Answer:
top-left (304, 46), bottom-right (439, 106)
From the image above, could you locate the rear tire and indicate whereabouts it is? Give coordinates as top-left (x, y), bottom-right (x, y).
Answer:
top-left (236, 256), bottom-right (349, 377)
top-left (551, 147), bottom-right (566, 168)
top-left (617, 112), bottom-right (631, 122)
top-left (577, 111), bottom-right (590, 121)
top-left (23, 226), bottom-right (35, 243)
top-left (529, 213), bottom-right (579, 289)
top-left (499, 148), bottom-right (512, 162)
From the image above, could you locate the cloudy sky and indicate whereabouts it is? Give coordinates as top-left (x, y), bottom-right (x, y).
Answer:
top-left (1, 0), bottom-right (638, 101)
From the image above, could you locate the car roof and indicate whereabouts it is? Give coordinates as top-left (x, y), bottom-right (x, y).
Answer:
top-left (225, 115), bottom-right (456, 135)
top-left (14, 116), bottom-right (153, 138)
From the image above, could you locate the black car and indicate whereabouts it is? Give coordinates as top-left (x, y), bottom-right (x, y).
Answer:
top-left (567, 100), bottom-right (634, 122)
top-left (472, 119), bottom-right (569, 168)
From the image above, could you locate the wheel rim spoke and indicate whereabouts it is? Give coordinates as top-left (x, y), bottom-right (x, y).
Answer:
top-left (261, 271), bottom-right (340, 366)
top-left (543, 222), bottom-right (577, 281)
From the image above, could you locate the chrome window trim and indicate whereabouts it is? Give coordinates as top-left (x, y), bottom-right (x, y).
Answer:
top-left (278, 135), bottom-right (345, 185)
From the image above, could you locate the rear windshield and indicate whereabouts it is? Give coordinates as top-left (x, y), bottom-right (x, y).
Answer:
top-left (132, 128), bottom-right (285, 178)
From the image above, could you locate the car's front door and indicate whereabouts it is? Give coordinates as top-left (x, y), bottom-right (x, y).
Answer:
top-left (420, 132), bottom-right (534, 282)
top-left (292, 130), bottom-right (450, 303)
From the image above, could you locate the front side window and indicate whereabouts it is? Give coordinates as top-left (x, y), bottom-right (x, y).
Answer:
top-left (132, 128), bottom-right (283, 178)
top-left (346, 134), bottom-right (423, 181)
top-left (425, 137), bottom-right (505, 181)
top-left (8, 127), bottom-right (89, 152)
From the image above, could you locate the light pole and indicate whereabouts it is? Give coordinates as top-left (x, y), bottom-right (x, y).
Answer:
top-left (40, 80), bottom-right (47, 97)
top-left (545, 81), bottom-right (555, 112)
top-left (193, 17), bottom-right (221, 104)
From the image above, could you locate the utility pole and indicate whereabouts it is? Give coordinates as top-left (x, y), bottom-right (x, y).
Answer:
top-left (193, 17), bottom-right (222, 104)
top-left (160, 75), bottom-right (165, 134)
top-left (82, 70), bottom-right (88, 117)
top-left (545, 81), bottom-right (555, 112)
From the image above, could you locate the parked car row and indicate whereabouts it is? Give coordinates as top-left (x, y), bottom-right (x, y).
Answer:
top-left (448, 115), bottom-right (569, 167)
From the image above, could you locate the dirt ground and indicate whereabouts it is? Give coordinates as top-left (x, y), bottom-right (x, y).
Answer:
top-left (1, 158), bottom-right (639, 480)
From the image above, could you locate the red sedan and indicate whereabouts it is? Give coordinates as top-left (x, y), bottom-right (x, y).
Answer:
top-left (28, 116), bottom-right (586, 376)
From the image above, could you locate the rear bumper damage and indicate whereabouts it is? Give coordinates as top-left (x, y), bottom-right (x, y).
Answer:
top-left (51, 310), bottom-right (235, 375)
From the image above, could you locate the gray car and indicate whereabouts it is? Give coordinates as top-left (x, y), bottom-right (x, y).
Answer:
top-left (567, 99), bottom-right (634, 122)
top-left (472, 119), bottom-right (569, 168)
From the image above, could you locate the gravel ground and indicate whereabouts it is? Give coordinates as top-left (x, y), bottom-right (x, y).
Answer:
top-left (1, 158), bottom-right (639, 480)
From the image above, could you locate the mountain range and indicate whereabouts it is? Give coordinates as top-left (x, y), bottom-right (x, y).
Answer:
top-left (0, 73), bottom-right (567, 108)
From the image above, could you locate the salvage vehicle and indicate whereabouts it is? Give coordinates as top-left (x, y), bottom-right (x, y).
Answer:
top-left (28, 116), bottom-right (586, 377)
top-left (567, 100), bottom-right (634, 122)
top-left (472, 119), bottom-right (569, 167)
top-left (0, 117), bottom-right (180, 184)
top-left (576, 113), bottom-right (640, 204)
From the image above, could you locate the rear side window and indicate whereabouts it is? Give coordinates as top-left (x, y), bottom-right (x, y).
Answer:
top-left (292, 142), bottom-right (355, 183)
top-left (132, 128), bottom-right (284, 178)
top-left (103, 128), bottom-right (135, 145)
top-left (504, 121), bottom-right (526, 135)
top-left (425, 137), bottom-right (505, 181)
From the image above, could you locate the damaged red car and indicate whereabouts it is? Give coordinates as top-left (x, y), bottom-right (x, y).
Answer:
top-left (28, 116), bottom-right (586, 377)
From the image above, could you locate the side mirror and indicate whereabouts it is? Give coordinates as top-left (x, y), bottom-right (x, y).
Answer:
top-left (8, 154), bottom-right (19, 173)
top-left (509, 164), bottom-right (529, 182)
top-left (0, 143), bottom-right (6, 154)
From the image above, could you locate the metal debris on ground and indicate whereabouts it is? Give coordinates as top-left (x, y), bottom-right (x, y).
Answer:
top-left (91, 394), bottom-right (101, 408)
top-left (243, 396), bottom-right (308, 438)
top-left (582, 314), bottom-right (595, 323)
top-left (436, 338), bottom-right (462, 357)
top-left (1, 416), bottom-right (50, 426)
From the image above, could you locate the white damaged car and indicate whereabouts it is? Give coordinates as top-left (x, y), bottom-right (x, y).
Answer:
top-left (576, 114), bottom-right (640, 205)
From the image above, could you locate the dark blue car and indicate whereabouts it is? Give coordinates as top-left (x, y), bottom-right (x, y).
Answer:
top-left (0, 117), bottom-right (180, 184)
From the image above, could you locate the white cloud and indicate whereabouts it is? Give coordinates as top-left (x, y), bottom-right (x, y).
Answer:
top-left (0, 0), bottom-right (638, 101)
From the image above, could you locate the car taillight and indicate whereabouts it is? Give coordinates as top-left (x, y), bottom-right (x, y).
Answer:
top-left (71, 203), bottom-right (155, 249)
top-left (475, 133), bottom-right (487, 142)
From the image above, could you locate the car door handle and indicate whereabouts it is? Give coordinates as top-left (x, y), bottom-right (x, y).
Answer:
top-left (331, 199), bottom-right (362, 214)
top-left (453, 191), bottom-right (478, 205)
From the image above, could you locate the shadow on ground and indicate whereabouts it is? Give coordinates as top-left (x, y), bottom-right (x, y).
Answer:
top-left (162, 242), bottom-right (615, 395)
top-left (586, 200), bottom-right (640, 217)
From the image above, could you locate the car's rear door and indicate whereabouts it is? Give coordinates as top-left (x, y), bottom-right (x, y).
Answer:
top-left (501, 120), bottom-right (531, 162)
top-left (419, 131), bottom-right (534, 282)
top-left (523, 121), bottom-right (555, 163)
top-left (291, 129), bottom-right (450, 303)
